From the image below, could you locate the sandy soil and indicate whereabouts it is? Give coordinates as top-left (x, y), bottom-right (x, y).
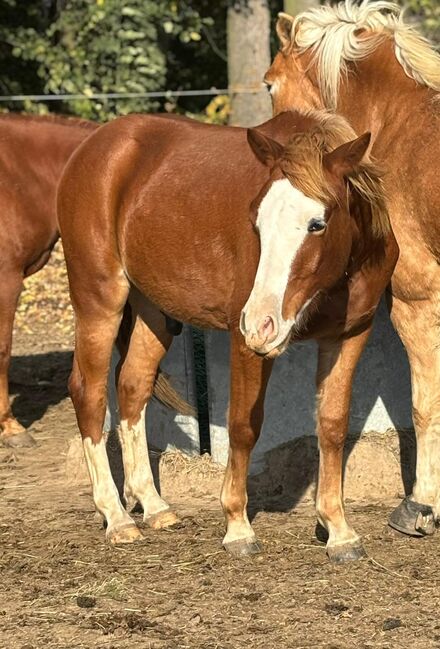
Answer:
top-left (1, 253), bottom-right (440, 649)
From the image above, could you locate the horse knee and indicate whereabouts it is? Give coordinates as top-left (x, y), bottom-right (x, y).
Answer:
top-left (229, 422), bottom-right (260, 450)
top-left (318, 414), bottom-right (348, 450)
top-left (118, 374), bottom-right (152, 421)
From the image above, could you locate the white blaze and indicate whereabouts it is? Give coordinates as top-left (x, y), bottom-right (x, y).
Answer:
top-left (242, 178), bottom-right (325, 348)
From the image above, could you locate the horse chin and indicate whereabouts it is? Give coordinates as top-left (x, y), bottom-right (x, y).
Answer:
top-left (261, 333), bottom-right (291, 359)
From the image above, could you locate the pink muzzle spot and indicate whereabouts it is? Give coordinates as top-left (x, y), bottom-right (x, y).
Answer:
top-left (258, 315), bottom-right (275, 343)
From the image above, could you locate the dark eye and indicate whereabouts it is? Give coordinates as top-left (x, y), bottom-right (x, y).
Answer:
top-left (264, 80), bottom-right (272, 93)
top-left (307, 218), bottom-right (327, 235)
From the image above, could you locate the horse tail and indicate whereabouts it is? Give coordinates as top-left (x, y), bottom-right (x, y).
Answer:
top-left (153, 369), bottom-right (196, 418)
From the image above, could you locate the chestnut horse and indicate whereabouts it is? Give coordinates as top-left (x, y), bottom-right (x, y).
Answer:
top-left (58, 108), bottom-right (397, 561)
top-left (0, 113), bottom-right (97, 448)
top-left (265, 0), bottom-right (440, 538)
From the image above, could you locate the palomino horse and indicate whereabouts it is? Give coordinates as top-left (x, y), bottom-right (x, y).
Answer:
top-left (0, 114), bottom-right (96, 447)
top-left (265, 0), bottom-right (440, 538)
top-left (58, 108), bottom-right (397, 562)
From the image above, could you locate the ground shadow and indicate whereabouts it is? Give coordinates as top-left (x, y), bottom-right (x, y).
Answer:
top-left (9, 350), bottom-right (72, 428)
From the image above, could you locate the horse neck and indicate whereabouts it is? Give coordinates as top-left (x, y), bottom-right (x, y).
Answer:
top-left (336, 41), bottom-right (433, 145)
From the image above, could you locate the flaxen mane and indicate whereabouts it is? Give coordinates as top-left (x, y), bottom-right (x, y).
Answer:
top-left (280, 0), bottom-right (440, 109)
top-left (281, 109), bottom-right (389, 238)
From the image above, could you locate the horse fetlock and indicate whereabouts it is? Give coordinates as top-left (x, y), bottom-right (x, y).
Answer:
top-left (123, 489), bottom-right (137, 513)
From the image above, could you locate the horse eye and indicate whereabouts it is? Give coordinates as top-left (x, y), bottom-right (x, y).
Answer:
top-left (307, 218), bottom-right (327, 235)
top-left (264, 81), bottom-right (272, 93)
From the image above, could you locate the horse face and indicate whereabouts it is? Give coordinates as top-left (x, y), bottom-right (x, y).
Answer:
top-left (241, 130), bottom-right (371, 357)
top-left (265, 49), bottom-right (322, 116)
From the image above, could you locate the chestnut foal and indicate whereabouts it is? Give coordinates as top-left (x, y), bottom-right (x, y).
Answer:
top-left (0, 113), bottom-right (97, 447)
top-left (58, 109), bottom-right (397, 562)
top-left (266, 0), bottom-right (440, 537)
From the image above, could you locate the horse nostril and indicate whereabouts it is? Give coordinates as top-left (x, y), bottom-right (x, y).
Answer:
top-left (240, 311), bottom-right (246, 334)
top-left (258, 315), bottom-right (275, 341)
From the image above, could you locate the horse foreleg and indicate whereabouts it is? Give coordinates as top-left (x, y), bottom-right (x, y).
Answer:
top-left (388, 296), bottom-right (439, 536)
top-left (117, 305), bottom-right (178, 529)
top-left (221, 328), bottom-right (273, 556)
top-left (69, 272), bottom-right (143, 544)
top-left (316, 326), bottom-right (372, 563)
top-left (0, 271), bottom-right (35, 448)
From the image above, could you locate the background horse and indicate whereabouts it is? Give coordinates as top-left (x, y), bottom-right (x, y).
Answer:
top-left (265, 0), bottom-right (440, 538)
top-left (58, 108), bottom-right (397, 562)
top-left (0, 114), bottom-right (97, 448)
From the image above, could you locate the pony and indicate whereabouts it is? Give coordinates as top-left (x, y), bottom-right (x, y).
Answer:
top-left (265, 0), bottom-right (440, 538)
top-left (0, 114), bottom-right (97, 447)
top-left (57, 109), bottom-right (397, 562)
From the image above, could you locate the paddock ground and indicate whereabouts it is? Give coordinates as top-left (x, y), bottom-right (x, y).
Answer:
top-left (1, 246), bottom-right (440, 649)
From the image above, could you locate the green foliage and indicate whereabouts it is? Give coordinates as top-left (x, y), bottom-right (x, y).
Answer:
top-left (399, 0), bottom-right (440, 43)
top-left (0, 0), bottom-right (45, 99)
top-left (7, 0), bottom-right (217, 120)
top-left (1, 0), bottom-right (282, 120)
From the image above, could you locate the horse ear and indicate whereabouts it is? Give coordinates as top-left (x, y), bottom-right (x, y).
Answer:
top-left (323, 133), bottom-right (371, 178)
top-left (276, 12), bottom-right (294, 48)
top-left (247, 129), bottom-right (284, 167)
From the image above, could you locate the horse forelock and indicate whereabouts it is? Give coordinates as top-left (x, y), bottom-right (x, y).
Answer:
top-left (281, 109), bottom-right (390, 239)
top-left (284, 0), bottom-right (440, 109)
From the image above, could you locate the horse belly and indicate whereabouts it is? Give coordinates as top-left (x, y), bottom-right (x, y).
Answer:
top-left (122, 229), bottom-right (236, 330)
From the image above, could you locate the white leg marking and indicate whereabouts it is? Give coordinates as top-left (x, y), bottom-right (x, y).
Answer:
top-left (83, 436), bottom-right (135, 534)
top-left (118, 410), bottom-right (170, 519)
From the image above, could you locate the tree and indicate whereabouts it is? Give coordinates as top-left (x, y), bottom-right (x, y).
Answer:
top-left (227, 0), bottom-right (272, 126)
top-left (403, 0), bottom-right (440, 43)
top-left (6, 0), bottom-right (216, 120)
top-left (284, 0), bottom-right (319, 14)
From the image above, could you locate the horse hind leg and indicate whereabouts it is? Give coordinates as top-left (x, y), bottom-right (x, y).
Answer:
top-left (388, 297), bottom-right (440, 536)
top-left (69, 269), bottom-right (144, 544)
top-left (116, 300), bottom-right (178, 529)
top-left (0, 270), bottom-right (35, 448)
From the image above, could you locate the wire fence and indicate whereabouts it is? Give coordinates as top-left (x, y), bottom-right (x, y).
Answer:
top-left (0, 86), bottom-right (267, 102)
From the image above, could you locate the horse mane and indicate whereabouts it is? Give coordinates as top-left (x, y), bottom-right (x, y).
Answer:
top-left (281, 0), bottom-right (440, 109)
top-left (0, 112), bottom-right (97, 130)
top-left (281, 109), bottom-right (390, 239)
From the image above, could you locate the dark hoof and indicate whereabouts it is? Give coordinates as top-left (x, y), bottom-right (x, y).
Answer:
top-left (315, 522), bottom-right (329, 544)
top-left (223, 537), bottom-right (262, 557)
top-left (0, 431), bottom-right (36, 448)
top-left (388, 497), bottom-right (436, 537)
top-left (327, 541), bottom-right (367, 563)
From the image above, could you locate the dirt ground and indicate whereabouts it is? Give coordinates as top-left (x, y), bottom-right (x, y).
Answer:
top-left (1, 246), bottom-right (440, 649)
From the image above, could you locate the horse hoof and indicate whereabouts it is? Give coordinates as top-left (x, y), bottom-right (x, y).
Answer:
top-left (388, 497), bottom-right (436, 537)
top-left (145, 508), bottom-right (179, 530)
top-left (315, 522), bottom-right (329, 544)
top-left (0, 430), bottom-right (36, 448)
top-left (107, 523), bottom-right (144, 545)
top-left (223, 537), bottom-right (262, 557)
top-left (327, 540), bottom-right (367, 563)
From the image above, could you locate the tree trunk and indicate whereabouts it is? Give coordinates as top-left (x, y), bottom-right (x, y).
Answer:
top-left (227, 0), bottom-right (272, 127)
top-left (284, 0), bottom-right (320, 16)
